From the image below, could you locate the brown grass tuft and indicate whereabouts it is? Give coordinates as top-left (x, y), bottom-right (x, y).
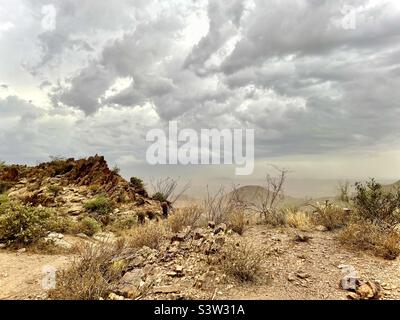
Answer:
top-left (338, 219), bottom-right (400, 260)
top-left (127, 221), bottom-right (166, 249)
top-left (167, 205), bottom-right (202, 233)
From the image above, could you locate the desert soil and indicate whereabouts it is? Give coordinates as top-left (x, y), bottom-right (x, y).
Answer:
top-left (1, 225), bottom-right (399, 300)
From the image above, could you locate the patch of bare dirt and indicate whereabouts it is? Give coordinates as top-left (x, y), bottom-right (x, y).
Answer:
top-left (221, 225), bottom-right (400, 300)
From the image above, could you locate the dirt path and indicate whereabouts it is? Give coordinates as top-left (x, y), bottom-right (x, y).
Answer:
top-left (0, 251), bottom-right (72, 300)
top-left (221, 225), bottom-right (400, 300)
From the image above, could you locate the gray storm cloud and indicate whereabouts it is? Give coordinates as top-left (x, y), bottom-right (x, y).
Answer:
top-left (0, 0), bottom-right (400, 181)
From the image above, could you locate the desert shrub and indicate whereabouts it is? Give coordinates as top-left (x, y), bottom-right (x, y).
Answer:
top-left (262, 209), bottom-right (288, 227)
top-left (0, 180), bottom-right (13, 193)
top-left (111, 165), bottom-right (120, 175)
top-left (88, 184), bottom-right (101, 193)
top-left (127, 222), bottom-right (166, 249)
top-left (225, 209), bottom-right (247, 235)
top-left (337, 181), bottom-right (351, 203)
top-left (47, 215), bottom-right (74, 234)
top-left (48, 242), bottom-right (126, 300)
top-left (49, 156), bottom-right (74, 176)
top-left (130, 176), bottom-right (144, 189)
top-left (217, 239), bottom-right (263, 282)
top-left (311, 202), bottom-right (349, 230)
top-left (353, 179), bottom-right (400, 226)
top-left (76, 217), bottom-right (101, 236)
top-left (168, 205), bottom-right (202, 233)
top-left (0, 202), bottom-right (58, 245)
top-left (285, 209), bottom-right (312, 231)
top-left (84, 195), bottom-right (113, 215)
top-left (152, 192), bottom-right (167, 202)
top-left (151, 177), bottom-right (190, 204)
top-left (339, 219), bottom-right (400, 260)
top-left (109, 215), bottom-right (138, 232)
top-left (0, 193), bottom-right (8, 204)
top-left (47, 185), bottom-right (63, 197)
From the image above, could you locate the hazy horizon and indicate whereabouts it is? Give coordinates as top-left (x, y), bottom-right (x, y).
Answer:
top-left (1, 0), bottom-right (400, 188)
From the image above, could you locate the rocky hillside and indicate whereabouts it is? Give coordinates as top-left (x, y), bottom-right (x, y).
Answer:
top-left (0, 155), bottom-right (162, 221)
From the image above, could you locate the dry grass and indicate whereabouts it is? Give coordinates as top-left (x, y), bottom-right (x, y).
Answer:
top-left (48, 241), bottom-right (126, 300)
top-left (311, 203), bottom-right (349, 231)
top-left (127, 221), bottom-right (166, 249)
top-left (217, 239), bottom-right (264, 282)
top-left (167, 205), bottom-right (202, 233)
top-left (338, 219), bottom-right (400, 260)
top-left (225, 209), bottom-right (247, 235)
top-left (285, 210), bottom-right (312, 231)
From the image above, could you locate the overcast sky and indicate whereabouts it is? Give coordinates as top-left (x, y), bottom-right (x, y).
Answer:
top-left (1, 0), bottom-right (400, 195)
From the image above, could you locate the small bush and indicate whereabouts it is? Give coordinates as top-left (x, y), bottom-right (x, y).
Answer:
top-left (0, 193), bottom-right (8, 204)
top-left (217, 239), bottom-right (263, 282)
top-left (285, 210), bottom-right (312, 231)
top-left (109, 215), bottom-right (138, 232)
top-left (128, 222), bottom-right (166, 249)
top-left (84, 195), bottom-right (113, 215)
top-left (339, 219), bottom-right (400, 260)
top-left (168, 205), bottom-right (202, 233)
top-left (111, 165), bottom-right (121, 175)
top-left (225, 209), bottom-right (247, 235)
top-left (130, 177), bottom-right (144, 189)
top-left (353, 179), bottom-right (400, 226)
top-left (47, 185), bottom-right (63, 197)
top-left (76, 217), bottom-right (101, 236)
top-left (262, 209), bottom-right (287, 227)
top-left (152, 192), bottom-right (167, 202)
top-left (0, 202), bottom-right (58, 245)
top-left (49, 156), bottom-right (74, 176)
top-left (311, 202), bottom-right (348, 230)
top-left (0, 180), bottom-right (13, 193)
top-left (48, 242), bottom-right (125, 300)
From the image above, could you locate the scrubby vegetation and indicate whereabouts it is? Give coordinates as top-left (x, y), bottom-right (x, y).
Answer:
top-left (0, 201), bottom-right (59, 245)
top-left (84, 195), bottom-right (113, 216)
top-left (48, 242), bottom-right (126, 300)
top-left (76, 217), bottom-right (102, 236)
top-left (217, 239), bottom-right (263, 282)
top-left (167, 205), bottom-right (202, 233)
top-left (311, 202), bottom-right (349, 231)
top-left (127, 221), bottom-right (166, 249)
top-left (130, 176), bottom-right (144, 189)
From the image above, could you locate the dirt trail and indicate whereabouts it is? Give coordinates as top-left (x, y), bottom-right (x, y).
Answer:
top-left (0, 251), bottom-right (72, 300)
top-left (222, 225), bottom-right (400, 300)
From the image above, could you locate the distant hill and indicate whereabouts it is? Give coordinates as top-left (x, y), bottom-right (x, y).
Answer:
top-left (227, 185), bottom-right (307, 208)
top-left (382, 180), bottom-right (400, 192)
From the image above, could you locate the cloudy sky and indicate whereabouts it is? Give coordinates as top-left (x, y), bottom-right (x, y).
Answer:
top-left (1, 0), bottom-right (400, 196)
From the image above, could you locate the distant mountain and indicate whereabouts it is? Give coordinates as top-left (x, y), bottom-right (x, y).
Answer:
top-left (383, 180), bottom-right (400, 192)
top-left (227, 185), bottom-right (307, 208)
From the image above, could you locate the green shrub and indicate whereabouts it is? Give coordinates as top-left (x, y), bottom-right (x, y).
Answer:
top-left (47, 185), bottom-right (63, 197)
top-left (84, 195), bottom-right (113, 215)
top-left (311, 202), bottom-right (349, 230)
top-left (111, 165), bottom-right (120, 175)
top-left (152, 192), bottom-right (167, 202)
top-left (77, 217), bottom-right (101, 236)
top-left (0, 193), bottom-right (8, 204)
top-left (353, 179), bottom-right (400, 225)
top-left (0, 180), bottom-right (13, 193)
top-left (130, 176), bottom-right (144, 189)
top-left (0, 202), bottom-right (57, 245)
